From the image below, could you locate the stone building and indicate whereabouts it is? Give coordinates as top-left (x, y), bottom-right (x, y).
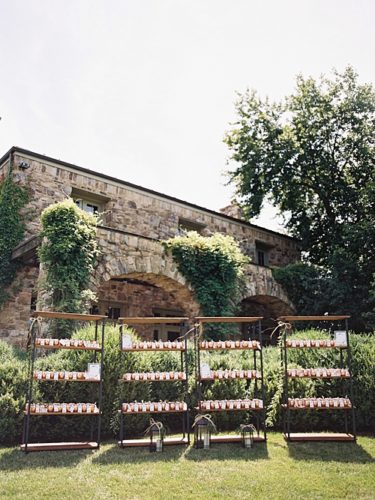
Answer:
top-left (0, 147), bottom-right (300, 345)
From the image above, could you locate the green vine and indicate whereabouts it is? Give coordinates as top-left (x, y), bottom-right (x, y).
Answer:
top-left (38, 199), bottom-right (99, 337)
top-left (163, 232), bottom-right (248, 339)
top-left (0, 163), bottom-right (28, 307)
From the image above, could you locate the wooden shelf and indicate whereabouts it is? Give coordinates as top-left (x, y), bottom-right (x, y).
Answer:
top-left (287, 368), bottom-right (350, 380)
top-left (119, 317), bottom-right (188, 324)
top-left (285, 341), bottom-right (346, 350)
top-left (35, 340), bottom-right (101, 351)
top-left (33, 374), bottom-right (100, 383)
top-left (120, 373), bottom-right (186, 382)
top-left (121, 342), bottom-right (185, 352)
top-left (282, 399), bottom-right (352, 411)
top-left (284, 433), bottom-right (355, 442)
top-left (121, 347), bottom-right (185, 352)
top-left (196, 316), bottom-right (263, 323)
top-left (198, 400), bottom-right (263, 412)
top-left (200, 341), bottom-right (260, 351)
top-left (200, 371), bottom-right (261, 381)
top-left (278, 315), bottom-right (350, 321)
top-left (21, 441), bottom-right (98, 452)
top-left (118, 437), bottom-right (189, 447)
top-left (209, 435), bottom-right (266, 444)
top-left (32, 311), bottom-right (106, 321)
top-left (121, 405), bottom-right (187, 414)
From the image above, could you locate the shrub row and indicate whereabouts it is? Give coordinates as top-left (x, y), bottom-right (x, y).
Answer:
top-left (1, 328), bottom-right (374, 445)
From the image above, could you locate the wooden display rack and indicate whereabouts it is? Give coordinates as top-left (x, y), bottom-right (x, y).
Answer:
top-left (117, 317), bottom-right (190, 448)
top-left (21, 311), bottom-right (106, 453)
top-left (195, 317), bottom-right (267, 444)
top-left (278, 315), bottom-right (356, 442)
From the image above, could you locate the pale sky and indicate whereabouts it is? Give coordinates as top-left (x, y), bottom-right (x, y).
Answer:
top-left (1, 0), bottom-right (374, 232)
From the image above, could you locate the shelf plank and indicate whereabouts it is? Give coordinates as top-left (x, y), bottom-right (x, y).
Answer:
top-left (278, 315), bottom-right (350, 321)
top-left (200, 372), bottom-right (261, 381)
top-left (121, 346), bottom-right (185, 352)
top-left (24, 411), bottom-right (100, 416)
top-left (32, 311), bottom-right (106, 321)
top-left (119, 317), bottom-right (188, 324)
top-left (121, 408), bottom-right (187, 415)
top-left (196, 316), bottom-right (263, 323)
top-left (287, 374), bottom-right (350, 380)
top-left (118, 437), bottom-right (189, 447)
top-left (120, 373), bottom-right (186, 382)
top-left (33, 376), bottom-right (100, 383)
top-left (197, 400), bottom-right (264, 412)
top-left (284, 433), bottom-right (355, 442)
top-left (200, 342), bottom-right (260, 351)
top-left (35, 342), bottom-right (101, 351)
top-left (210, 435), bottom-right (266, 444)
top-left (20, 441), bottom-right (98, 452)
top-left (285, 344), bottom-right (347, 350)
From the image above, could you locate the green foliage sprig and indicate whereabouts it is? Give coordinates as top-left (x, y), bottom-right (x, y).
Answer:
top-left (38, 199), bottom-right (99, 336)
top-left (0, 164), bottom-right (28, 307)
top-left (163, 232), bottom-right (248, 339)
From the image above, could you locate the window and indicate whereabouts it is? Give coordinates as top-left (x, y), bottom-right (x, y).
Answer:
top-left (255, 240), bottom-right (274, 267)
top-left (107, 307), bottom-right (121, 320)
top-left (178, 217), bottom-right (205, 234)
top-left (257, 250), bottom-right (266, 267)
top-left (74, 199), bottom-right (100, 215)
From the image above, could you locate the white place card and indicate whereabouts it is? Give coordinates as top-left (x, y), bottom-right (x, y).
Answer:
top-left (334, 330), bottom-right (347, 347)
top-left (87, 363), bottom-right (101, 379)
top-left (122, 334), bottom-right (133, 349)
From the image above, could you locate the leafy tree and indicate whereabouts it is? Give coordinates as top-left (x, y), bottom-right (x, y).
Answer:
top-left (225, 67), bottom-right (375, 329)
top-left (38, 199), bottom-right (99, 336)
top-left (163, 232), bottom-right (248, 339)
top-left (0, 162), bottom-right (28, 306)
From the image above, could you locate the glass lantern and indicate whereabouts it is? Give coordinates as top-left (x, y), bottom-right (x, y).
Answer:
top-left (194, 418), bottom-right (211, 449)
top-left (149, 422), bottom-right (164, 452)
top-left (241, 424), bottom-right (255, 449)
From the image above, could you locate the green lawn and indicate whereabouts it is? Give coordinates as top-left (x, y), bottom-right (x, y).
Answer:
top-left (1, 433), bottom-right (374, 499)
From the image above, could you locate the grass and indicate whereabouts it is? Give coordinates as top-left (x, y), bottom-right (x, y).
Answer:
top-left (0, 433), bottom-right (374, 499)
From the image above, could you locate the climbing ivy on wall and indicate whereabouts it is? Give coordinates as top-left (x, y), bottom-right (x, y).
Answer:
top-left (38, 199), bottom-right (99, 336)
top-left (0, 163), bottom-right (28, 307)
top-left (163, 232), bottom-right (248, 338)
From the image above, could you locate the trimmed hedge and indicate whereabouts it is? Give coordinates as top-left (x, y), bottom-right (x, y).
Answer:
top-left (1, 329), bottom-right (374, 445)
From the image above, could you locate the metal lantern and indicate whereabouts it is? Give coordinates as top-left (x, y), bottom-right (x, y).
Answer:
top-left (146, 419), bottom-right (164, 452)
top-left (193, 415), bottom-right (214, 449)
top-left (241, 424), bottom-right (256, 449)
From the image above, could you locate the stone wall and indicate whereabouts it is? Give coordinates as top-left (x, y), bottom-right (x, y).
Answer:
top-left (0, 265), bottom-right (38, 346)
top-left (0, 149), bottom-right (299, 343)
top-left (8, 152), bottom-right (299, 266)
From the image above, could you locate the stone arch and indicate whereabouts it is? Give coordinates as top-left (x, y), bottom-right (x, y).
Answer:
top-left (240, 294), bottom-right (294, 343)
top-left (91, 235), bottom-right (200, 330)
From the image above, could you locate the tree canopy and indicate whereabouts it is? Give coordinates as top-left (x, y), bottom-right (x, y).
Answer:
top-left (225, 67), bottom-right (375, 329)
top-left (225, 66), bottom-right (375, 264)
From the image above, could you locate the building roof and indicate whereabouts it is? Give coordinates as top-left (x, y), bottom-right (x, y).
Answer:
top-left (0, 146), bottom-right (298, 242)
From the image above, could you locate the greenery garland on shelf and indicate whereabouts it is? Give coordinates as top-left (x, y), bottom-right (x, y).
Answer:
top-left (0, 162), bottom-right (28, 307)
top-left (163, 232), bottom-right (248, 338)
top-left (38, 199), bottom-right (99, 337)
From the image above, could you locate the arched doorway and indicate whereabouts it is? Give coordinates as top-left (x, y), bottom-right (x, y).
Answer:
top-left (240, 294), bottom-right (294, 344)
top-left (94, 272), bottom-right (200, 340)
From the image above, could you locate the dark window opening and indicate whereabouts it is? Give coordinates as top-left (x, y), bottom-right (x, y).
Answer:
top-left (30, 291), bottom-right (37, 312)
top-left (167, 331), bottom-right (180, 342)
top-left (107, 307), bottom-right (121, 320)
top-left (257, 250), bottom-right (265, 267)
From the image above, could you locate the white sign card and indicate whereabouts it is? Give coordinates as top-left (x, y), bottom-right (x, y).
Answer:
top-left (200, 363), bottom-right (211, 378)
top-left (122, 334), bottom-right (133, 349)
top-left (87, 363), bottom-right (101, 379)
top-left (334, 330), bottom-right (347, 347)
